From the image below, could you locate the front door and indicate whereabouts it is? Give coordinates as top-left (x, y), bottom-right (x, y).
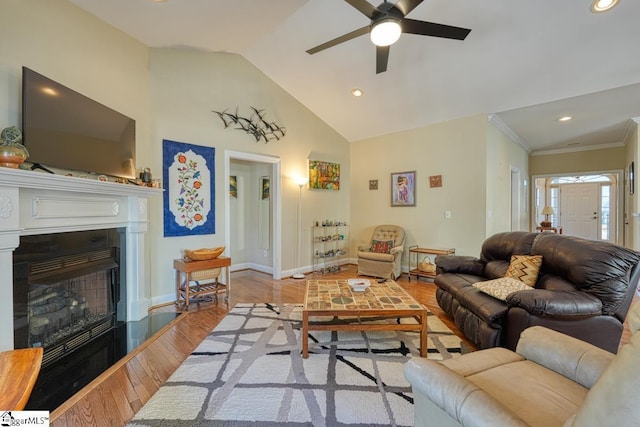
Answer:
top-left (560, 183), bottom-right (599, 239)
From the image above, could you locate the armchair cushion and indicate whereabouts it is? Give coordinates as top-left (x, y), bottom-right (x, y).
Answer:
top-left (371, 239), bottom-right (394, 254)
top-left (505, 255), bottom-right (542, 287)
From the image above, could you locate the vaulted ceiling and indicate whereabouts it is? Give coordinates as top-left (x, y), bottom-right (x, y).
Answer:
top-left (69, 0), bottom-right (640, 152)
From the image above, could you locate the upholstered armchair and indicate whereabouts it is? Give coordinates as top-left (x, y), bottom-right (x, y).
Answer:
top-left (403, 301), bottom-right (640, 427)
top-left (357, 225), bottom-right (405, 279)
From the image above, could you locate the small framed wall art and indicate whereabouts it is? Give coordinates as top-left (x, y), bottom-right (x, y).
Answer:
top-left (308, 159), bottom-right (340, 190)
top-left (391, 171), bottom-right (416, 207)
top-left (229, 175), bottom-right (238, 199)
top-left (429, 175), bottom-right (442, 188)
top-left (369, 179), bottom-right (378, 190)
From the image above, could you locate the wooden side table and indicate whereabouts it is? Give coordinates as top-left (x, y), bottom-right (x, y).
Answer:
top-left (174, 256), bottom-right (231, 309)
top-left (536, 226), bottom-right (562, 234)
top-left (0, 347), bottom-right (43, 410)
top-left (409, 246), bottom-right (455, 281)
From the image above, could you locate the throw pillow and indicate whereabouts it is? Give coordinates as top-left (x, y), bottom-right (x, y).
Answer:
top-left (371, 239), bottom-right (394, 254)
top-left (505, 254), bottom-right (543, 287)
top-left (472, 277), bottom-right (533, 301)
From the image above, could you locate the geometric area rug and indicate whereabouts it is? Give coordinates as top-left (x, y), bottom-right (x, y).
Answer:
top-left (127, 303), bottom-right (470, 427)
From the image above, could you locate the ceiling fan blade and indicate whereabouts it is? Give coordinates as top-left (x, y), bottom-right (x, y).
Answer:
top-left (395, 0), bottom-right (423, 16)
top-left (345, 0), bottom-right (378, 19)
top-left (402, 18), bottom-right (471, 40)
top-left (306, 26), bottom-right (370, 55)
top-left (376, 45), bottom-right (390, 74)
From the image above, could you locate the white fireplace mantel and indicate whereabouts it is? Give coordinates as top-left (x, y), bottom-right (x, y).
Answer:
top-left (0, 167), bottom-right (162, 351)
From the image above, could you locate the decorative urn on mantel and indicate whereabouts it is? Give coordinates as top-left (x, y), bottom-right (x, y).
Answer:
top-left (0, 126), bottom-right (29, 169)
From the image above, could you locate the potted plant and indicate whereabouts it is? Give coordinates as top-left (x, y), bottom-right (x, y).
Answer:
top-left (0, 126), bottom-right (29, 168)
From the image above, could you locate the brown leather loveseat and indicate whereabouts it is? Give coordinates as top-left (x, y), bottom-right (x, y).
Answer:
top-left (434, 231), bottom-right (640, 353)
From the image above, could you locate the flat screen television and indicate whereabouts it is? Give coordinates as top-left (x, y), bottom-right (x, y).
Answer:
top-left (21, 67), bottom-right (136, 178)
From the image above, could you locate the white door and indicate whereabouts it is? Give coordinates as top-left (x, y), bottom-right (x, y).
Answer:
top-left (560, 183), bottom-right (599, 239)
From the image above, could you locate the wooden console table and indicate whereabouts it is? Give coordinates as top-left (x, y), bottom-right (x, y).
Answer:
top-left (174, 256), bottom-right (231, 309)
top-left (536, 226), bottom-right (562, 234)
top-left (409, 246), bottom-right (455, 281)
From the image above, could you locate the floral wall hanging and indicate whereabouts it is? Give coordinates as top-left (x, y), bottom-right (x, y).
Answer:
top-left (163, 139), bottom-right (215, 236)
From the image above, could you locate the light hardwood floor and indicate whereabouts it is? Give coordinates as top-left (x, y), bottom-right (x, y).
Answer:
top-left (49, 266), bottom-right (467, 426)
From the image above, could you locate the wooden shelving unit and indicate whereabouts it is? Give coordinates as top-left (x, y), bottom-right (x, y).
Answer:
top-left (408, 246), bottom-right (455, 281)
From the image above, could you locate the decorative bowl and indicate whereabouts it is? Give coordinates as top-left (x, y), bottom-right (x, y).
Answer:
top-left (184, 246), bottom-right (225, 261)
top-left (347, 278), bottom-right (371, 292)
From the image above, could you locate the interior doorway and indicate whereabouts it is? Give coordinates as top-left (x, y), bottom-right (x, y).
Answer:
top-left (532, 171), bottom-right (622, 243)
top-left (225, 151), bottom-right (282, 279)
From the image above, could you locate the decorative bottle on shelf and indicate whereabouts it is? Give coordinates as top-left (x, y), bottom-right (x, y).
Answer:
top-left (0, 126), bottom-right (29, 169)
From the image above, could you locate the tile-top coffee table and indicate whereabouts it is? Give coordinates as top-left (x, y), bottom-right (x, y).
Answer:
top-left (302, 279), bottom-right (428, 358)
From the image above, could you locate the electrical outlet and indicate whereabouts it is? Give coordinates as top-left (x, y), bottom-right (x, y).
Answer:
top-left (444, 210), bottom-right (452, 219)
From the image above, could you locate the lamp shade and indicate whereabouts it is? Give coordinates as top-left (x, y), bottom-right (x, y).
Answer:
top-left (541, 206), bottom-right (554, 216)
top-left (370, 19), bottom-right (402, 46)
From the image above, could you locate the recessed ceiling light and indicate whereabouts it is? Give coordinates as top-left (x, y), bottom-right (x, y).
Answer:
top-left (351, 88), bottom-right (363, 97)
top-left (591, 0), bottom-right (619, 13)
top-left (557, 116), bottom-right (573, 122)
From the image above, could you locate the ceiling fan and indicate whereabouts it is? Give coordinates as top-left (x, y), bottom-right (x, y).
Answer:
top-left (306, 0), bottom-right (471, 74)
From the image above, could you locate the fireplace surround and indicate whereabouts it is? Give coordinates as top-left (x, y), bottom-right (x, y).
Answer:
top-left (0, 167), bottom-right (161, 352)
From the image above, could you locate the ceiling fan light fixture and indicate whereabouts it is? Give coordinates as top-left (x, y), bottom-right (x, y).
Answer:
top-left (370, 19), bottom-right (402, 47)
top-left (591, 0), bottom-right (619, 13)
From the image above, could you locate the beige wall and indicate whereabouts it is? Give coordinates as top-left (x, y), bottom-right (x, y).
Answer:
top-left (350, 115), bottom-right (489, 260)
top-left (530, 146), bottom-right (626, 176)
top-left (626, 123), bottom-right (639, 249)
top-left (148, 48), bottom-right (351, 303)
top-left (486, 123), bottom-right (530, 235)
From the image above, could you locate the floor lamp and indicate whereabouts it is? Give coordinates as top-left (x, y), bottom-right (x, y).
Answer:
top-left (293, 177), bottom-right (307, 279)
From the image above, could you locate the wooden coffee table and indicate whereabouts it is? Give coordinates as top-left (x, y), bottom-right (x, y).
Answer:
top-left (302, 279), bottom-right (428, 358)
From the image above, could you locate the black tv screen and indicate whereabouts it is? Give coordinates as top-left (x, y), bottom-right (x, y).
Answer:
top-left (22, 67), bottom-right (136, 178)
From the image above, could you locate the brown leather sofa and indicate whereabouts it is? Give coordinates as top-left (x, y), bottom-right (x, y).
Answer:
top-left (434, 231), bottom-right (640, 353)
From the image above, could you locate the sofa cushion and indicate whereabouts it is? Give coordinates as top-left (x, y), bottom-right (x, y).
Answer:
top-left (568, 330), bottom-right (640, 426)
top-left (480, 231), bottom-right (539, 263)
top-left (435, 255), bottom-right (485, 276)
top-left (532, 234), bottom-right (640, 315)
top-left (505, 255), bottom-right (543, 287)
top-left (371, 239), bottom-right (393, 254)
top-left (473, 277), bottom-right (533, 301)
top-left (485, 260), bottom-right (510, 279)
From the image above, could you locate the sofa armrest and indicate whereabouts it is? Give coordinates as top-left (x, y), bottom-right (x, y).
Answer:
top-left (435, 255), bottom-right (486, 275)
top-left (516, 326), bottom-right (614, 389)
top-left (506, 290), bottom-right (602, 318)
top-left (404, 358), bottom-right (528, 427)
top-left (357, 244), bottom-right (370, 251)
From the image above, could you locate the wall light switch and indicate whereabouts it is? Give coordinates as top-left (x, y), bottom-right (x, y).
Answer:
top-left (444, 210), bottom-right (452, 219)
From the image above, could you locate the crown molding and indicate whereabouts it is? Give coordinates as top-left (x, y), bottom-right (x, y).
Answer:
top-left (623, 116), bottom-right (640, 144)
top-left (530, 141), bottom-right (625, 156)
top-left (487, 114), bottom-right (531, 152)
